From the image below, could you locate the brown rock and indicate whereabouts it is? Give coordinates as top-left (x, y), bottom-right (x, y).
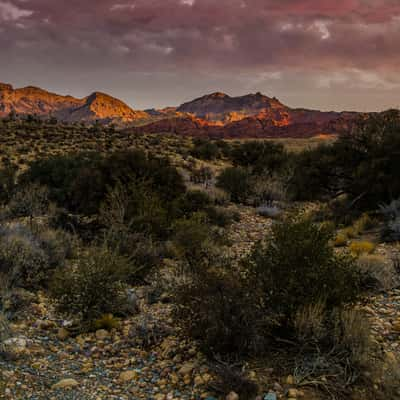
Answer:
top-left (57, 328), bottom-right (70, 341)
top-left (119, 370), bottom-right (138, 382)
top-left (178, 362), bottom-right (196, 376)
top-left (51, 378), bottom-right (79, 390)
top-left (95, 329), bottom-right (109, 340)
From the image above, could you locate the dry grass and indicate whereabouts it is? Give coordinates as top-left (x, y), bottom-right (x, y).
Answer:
top-left (349, 241), bottom-right (376, 256)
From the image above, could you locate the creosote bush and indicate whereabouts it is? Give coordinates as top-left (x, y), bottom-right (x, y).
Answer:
top-left (50, 246), bottom-right (131, 327)
top-left (245, 216), bottom-right (361, 323)
top-left (0, 224), bottom-right (71, 290)
top-left (216, 167), bottom-right (252, 203)
top-left (173, 269), bottom-right (267, 357)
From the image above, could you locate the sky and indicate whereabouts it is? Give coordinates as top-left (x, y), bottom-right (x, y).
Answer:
top-left (1, 0), bottom-right (400, 111)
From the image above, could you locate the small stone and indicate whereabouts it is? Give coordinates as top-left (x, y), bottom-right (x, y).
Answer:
top-left (95, 329), bottom-right (109, 340)
top-left (288, 388), bottom-right (298, 398)
top-left (119, 370), bottom-right (138, 382)
top-left (226, 391), bottom-right (239, 400)
top-left (264, 393), bottom-right (277, 400)
top-left (194, 375), bottom-right (204, 386)
top-left (51, 378), bottom-right (79, 390)
top-left (57, 328), bottom-right (69, 341)
top-left (178, 362), bottom-right (196, 376)
top-left (2, 337), bottom-right (27, 356)
top-left (392, 320), bottom-right (400, 332)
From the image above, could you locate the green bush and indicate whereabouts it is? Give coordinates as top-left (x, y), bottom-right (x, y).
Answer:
top-left (173, 190), bottom-right (212, 217)
top-left (173, 269), bottom-right (267, 357)
top-left (230, 140), bottom-right (289, 175)
top-left (0, 167), bottom-right (16, 205)
top-left (245, 216), bottom-right (361, 322)
top-left (190, 138), bottom-right (220, 160)
top-left (8, 183), bottom-right (50, 221)
top-left (171, 213), bottom-right (215, 270)
top-left (291, 111), bottom-right (400, 209)
top-left (50, 246), bottom-right (130, 325)
top-left (0, 224), bottom-right (73, 289)
top-left (216, 167), bottom-right (252, 203)
top-left (0, 232), bottom-right (50, 289)
top-left (20, 150), bottom-right (185, 216)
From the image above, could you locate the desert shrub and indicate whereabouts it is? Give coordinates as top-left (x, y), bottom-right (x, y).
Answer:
top-left (251, 174), bottom-right (289, 204)
top-left (35, 228), bottom-right (75, 268)
top-left (173, 190), bottom-right (237, 227)
top-left (380, 199), bottom-right (400, 242)
top-left (291, 308), bottom-right (373, 398)
top-left (230, 140), bottom-right (289, 175)
top-left (290, 145), bottom-right (336, 201)
top-left (0, 167), bottom-right (16, 205)
top-left (50, 246), bottom-right (131, 325)
top-left (291, 111), bottom-right (400, 210)
top-left (245, 216), bottom-right (361, 323)
top-left (203, 206), bottom-right (240, 227)
top-left (382, 218), bottom-right (400, 242)
top-left (173, 269), bottom-right (267, 357)
top-left (93, 314), bottom-right (120, 331)
top-left (190, 166), bottom-right (213, 186)
top-left (294, 302), bottom-right (326, 343)
top-left (332, 309), bottom-right (372, 368)
top-left (349, 241), bottom-right (375, 256)
top-left (128, 313), bottom-right (172, 349)
top-left (205, 187), bottom-right (230, 206)
top-left (100, 179), bottom-right (169, 239)
top-left (19, 153), bottom-right (96, 212)
top-left (190, 138), bottom-right (220, 160)
top-left (256, 203), bottom-right (281, 219)
top-left (379, 198), bottom-right (400, 220)
top-left (216, 167), bottom-right (252, 203)
top-left (353, 213), bottom-right (375, 233)
top-left (21, 150), bottom-right (185, 215)
top-left (358, 254), bottom-right (398, 291)
top-left (173, 190), bottom-right (212, 217)
top-left (104, 228), bottom-right (163, 283)
top-left (0, 226), bottom-right (53, 289)
top-left (8, 183), bottom-right (50, 221)
top-left (171, 213), bottom-right (216, 270)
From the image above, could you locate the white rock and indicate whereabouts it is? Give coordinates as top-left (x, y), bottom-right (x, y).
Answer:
top-left (226, 391), bottom-right (239, 400)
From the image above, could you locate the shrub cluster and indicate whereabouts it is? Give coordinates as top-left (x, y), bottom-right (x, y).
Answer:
top-left (50, 246), bottom-right (132, 326)
top-left (175, 216), bottom-right (362, 361)
top-left (0, 224), bottom-right (72, 289)
top-left (291, 111), bottom-right (400, 210)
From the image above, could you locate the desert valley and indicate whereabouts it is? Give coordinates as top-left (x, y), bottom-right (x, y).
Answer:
top-left (1, 0), bottom-right (400, 399)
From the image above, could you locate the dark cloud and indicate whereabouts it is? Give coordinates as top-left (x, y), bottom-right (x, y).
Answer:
top-left (0, 0), bottom-right (399, 110)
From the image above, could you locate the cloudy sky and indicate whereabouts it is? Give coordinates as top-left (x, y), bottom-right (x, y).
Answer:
top-left (1, 0), bottom-right (399, 111)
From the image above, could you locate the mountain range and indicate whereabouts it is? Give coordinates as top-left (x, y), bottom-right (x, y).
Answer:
top-left (0, 83), bottom-right (148, 124)
top-left (0, 82), bottom-right (363, 138)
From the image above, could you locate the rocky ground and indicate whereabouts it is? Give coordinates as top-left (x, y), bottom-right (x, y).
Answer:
top-left (0, 291), bottom-right (215, 400)
top-left (0, 207), bottom-right (399, 400)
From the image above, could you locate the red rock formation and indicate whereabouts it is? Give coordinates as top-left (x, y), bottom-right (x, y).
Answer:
top-left (0, 83), bottom-right (148, 123)
top-left (127, 92), bottom-right (361, 139)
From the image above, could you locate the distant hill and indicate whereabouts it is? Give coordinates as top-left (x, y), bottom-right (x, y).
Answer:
top-left (0, 83), bottom-right (148, 123)
top-left (0, 82), bottom-right (364, 137)
top-left (129, 92), bottom-right (361, 138)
